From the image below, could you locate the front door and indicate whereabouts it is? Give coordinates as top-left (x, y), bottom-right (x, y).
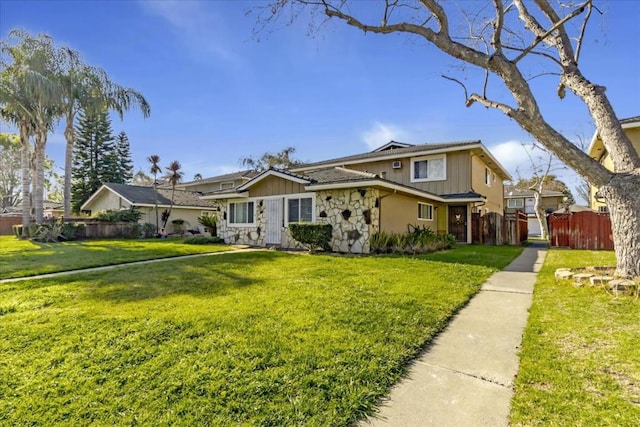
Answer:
top-left (265, 198), bottom-right (283, 245)
top-left (448, 205), bottom-right (468, 243)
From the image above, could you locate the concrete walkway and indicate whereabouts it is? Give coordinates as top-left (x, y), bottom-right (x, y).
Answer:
top-left (362, 243), bottom-right (547, 427)
top-left (0, 247), bottom-right (261, 284)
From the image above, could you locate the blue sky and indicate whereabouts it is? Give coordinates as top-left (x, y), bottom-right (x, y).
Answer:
top-left (1, 0), bottom-right (639, 202)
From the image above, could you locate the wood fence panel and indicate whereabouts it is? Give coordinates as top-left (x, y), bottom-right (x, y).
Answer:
top-left (549, 212), bottom-right (613, 250)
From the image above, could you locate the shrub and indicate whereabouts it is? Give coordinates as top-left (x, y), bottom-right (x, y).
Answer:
top-left (141, 222), bottom-right (156, 238)
top-left (198, 215), bottom-right (217, 236)
top-left (289, 223), bottom-right (333, 252)
top-left (31, 224), bottom-right (64, 243)
top-left (61, 222), bottom-right (85, 241)
top-left (94, 207), bottom-right (142, 223)
top-left (370, 225), bottom-right (456, 255)
top-left (183, 236), bottom-right (224, 245)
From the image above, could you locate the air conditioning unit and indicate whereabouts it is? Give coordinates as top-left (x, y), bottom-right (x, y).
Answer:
top-left (392, 160), bottom-right (402, 169)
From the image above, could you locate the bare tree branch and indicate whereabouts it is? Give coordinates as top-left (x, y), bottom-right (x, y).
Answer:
top-left (440, 74), bottom-right (469, 101)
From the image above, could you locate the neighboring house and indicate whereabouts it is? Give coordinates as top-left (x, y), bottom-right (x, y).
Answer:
top-left (588, 115), bottom-right (640, 211)
top-left (81, 183), bottom-right (217, 233)
top-left (202, 140), bottom-right (511, 253)
top-left (176, 170), bottom-right (258, 193)
top-left (503, 185), bottom-right (565, 236)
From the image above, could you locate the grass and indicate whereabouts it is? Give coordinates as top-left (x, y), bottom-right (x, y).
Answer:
top-left (0, 235), bottom-right (231, 279)
top-left (1, 245), bottom-right (522, 425)
top-left (511, 249), bottom-right (640, 426)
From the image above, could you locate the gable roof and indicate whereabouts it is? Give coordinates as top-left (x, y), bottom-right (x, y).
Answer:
top-left (588, 115), bottom-right (640, 160)
top-left (503, 185), bottom-right (564, 198)
top-left (81, 183), bottom-right (217, 210)
top-left (179, 170), bottom-right (258, 187)
top-left (290, 140), bottom-right (511, 180)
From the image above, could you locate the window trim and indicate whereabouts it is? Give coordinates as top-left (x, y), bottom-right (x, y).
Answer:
top-left (410, 154), bottom-right (447, 183)
top-left (485, 167), bottom-right (492, 186)
top-left (284, 193), bottom-right (315, 226)
top-left (227, 200), bottom-right (256, 227)
top-left (507, 199), bottom-right (524, 209)
top-left (417, 202), bottom-right (434, 221)
top-left (220, 181), bottom-right (234, 190)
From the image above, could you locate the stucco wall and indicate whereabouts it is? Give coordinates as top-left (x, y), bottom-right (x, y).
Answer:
top-left (378, 192), bottom-right (446, 234)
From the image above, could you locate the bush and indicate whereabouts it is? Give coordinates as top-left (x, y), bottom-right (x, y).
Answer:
top-left (183, 236), bottom-right (224, 245)
top-left (198, 215), bottom-right (217, 236)
top-left (289, 223), bottom-right (333, 252)
top-left (141, 222), bottom-right (157, 238)
top-left (61, 222), bottom-right (85, 241)
top-left (94, 207), bottom-right (142, 223)
top-left (31, 224), bottom-right (64, 243)
top-left (370, 225), bottom-right (456, 255)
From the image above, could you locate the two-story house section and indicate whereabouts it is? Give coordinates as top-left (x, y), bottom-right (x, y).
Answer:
top-left (202, 140), bottom-right (511, 253)
top-left (503, 185), bottom-right (564, 236)
top-left (176, 170), bottom-right (258, 193)
top-left (588, 116), bottom-right (640, 211)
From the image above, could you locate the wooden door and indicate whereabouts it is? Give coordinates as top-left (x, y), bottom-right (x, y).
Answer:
top-left (448, 205), bottom-right (467, 243)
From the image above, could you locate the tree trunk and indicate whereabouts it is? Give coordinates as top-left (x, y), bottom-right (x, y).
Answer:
top-left (63, 114), bottom-right (75, 219)
top-left (532, 191), bottom-right (549, 240)
top-left (19, 121), bottom-right (31, 237)
top-left (33, 125), bottom-right (47, 224)
top-left (600, 172), bottom-right (640, 278)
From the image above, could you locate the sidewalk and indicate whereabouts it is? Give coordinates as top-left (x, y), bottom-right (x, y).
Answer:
top-left (362, 243), bottom-right (547, 427)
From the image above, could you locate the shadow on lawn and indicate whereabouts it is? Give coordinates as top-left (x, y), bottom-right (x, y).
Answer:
top-left (80, 251), bottom-right (282, 302)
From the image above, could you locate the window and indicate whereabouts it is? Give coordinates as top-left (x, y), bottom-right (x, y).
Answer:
top-left (598, 206), bottom-right (609, 213)
top-left (229, 201), bottom-right (254, 225)
top-left (418, 202), bottom-right (434, 221)
top-left (411, 154), bottom-right (446, 182)
top-left (220, 181), bottom-right (234, 190)
top-left (485, 167), bottom-right (492, 186)
top-left (287, 197), bottom-right (313, 223)
top-left (507, 199), bottom-right (524, 208)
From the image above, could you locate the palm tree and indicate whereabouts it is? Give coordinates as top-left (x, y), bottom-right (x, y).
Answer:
top-left (147, 154), bottom-right (161, 234)
top-left (161, 160), bottom-right (184, 230)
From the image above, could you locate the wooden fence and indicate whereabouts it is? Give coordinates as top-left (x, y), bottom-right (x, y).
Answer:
top-left (472, 211), bottom-right (527, 245)
top-left (0, 215), bottom-right (22, 235)
top-left (549, 211), bottom-right (613, 250)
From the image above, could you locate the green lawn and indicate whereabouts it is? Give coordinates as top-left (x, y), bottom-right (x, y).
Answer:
top-left (0, 236), bottom-right (231, 279)
top-left (1, 246), bottom-right (521, 425)
top-left (511, 250), bottom-right (640, 426)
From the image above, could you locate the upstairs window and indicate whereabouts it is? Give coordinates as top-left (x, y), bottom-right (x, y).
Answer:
top-left (220, 182), bottom-right (234, 190)
top-left (485, 167), bottom-right (492, 186)
top-left (229, 201), bottom-right (254, 225)
top-left (411, 154), bottom-right (446, 182)
top-left (287, 197), bottom-right (313, 223)
top-left (507, 199), bottom-right (524, 208)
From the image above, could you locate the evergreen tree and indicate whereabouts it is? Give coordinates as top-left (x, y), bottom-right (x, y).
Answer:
top-left (71, 109), bottom-right (115, 212)
top-left (115, 131), bottom-right (133, 183)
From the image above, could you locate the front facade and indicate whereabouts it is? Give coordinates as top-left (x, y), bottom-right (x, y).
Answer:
top-left (588, 116), bottom-right (640, 211)
top-left (203, 141), bottom-right (511, 253)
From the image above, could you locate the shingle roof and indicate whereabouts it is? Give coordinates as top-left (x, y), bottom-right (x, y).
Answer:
top-left (103, 183), bottom-right (216, 207)
top-left (292, 141), bottom-right (480, 170)
top-left (305, 167), bottom-right (377, 184)
top-left (441, 192), bottom-right (485, 199)
top-left (504, 185), bottom-right (564, 198)
top-left (180, 170), bottom-right (258, 186)
top-left (621, 115), bottom-right (640, 125)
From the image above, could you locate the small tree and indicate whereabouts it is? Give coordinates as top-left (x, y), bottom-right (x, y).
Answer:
top-left (161, 160), bottom-right (184, 229)
top-left (240, 146), bottom-right (303, 171)
top-left (147, 154), bottom-right (161, 234)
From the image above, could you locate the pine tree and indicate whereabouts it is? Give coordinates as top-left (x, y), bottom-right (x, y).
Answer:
top-left (71, 109), bottom-right (115, 212)
top-left (115, 131), bottom-right (133, 183)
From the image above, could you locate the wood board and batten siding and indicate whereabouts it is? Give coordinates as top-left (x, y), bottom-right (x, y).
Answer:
top-left (470, 154), bottom-right (504, 213)
top-left (347, 150), bottom-right (472, 195)
top-left (249, 175), bottom-right (307, 198)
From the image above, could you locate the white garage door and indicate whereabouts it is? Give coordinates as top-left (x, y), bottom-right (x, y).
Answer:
top-left (528, 218), bottom-right (541, 237)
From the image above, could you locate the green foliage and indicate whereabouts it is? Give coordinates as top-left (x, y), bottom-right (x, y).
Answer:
top-left (289, 223), bottom-right (332, 252)
top-left (140, 222), bottom-right (156, 238)
top-left (0, 250), bottom-right (519, 425)
top-left (511, 250), bottom-right (638, 426)
top-left (197, 215), bottom-right (217, 236)
top-left (240, 146), bottom-right (303, 171)
top-left (183, 236), bottom-right (224, 245)
top-left (0, 133), bottom-right (22, 208)
top-left (31, 223), bottom-right (64, 243)
top-left (171, 218), bottom-right (185, 225)
top-left (0, 236), bottom-right (232, 279)
top-left (114, 131), bottom-right (134, 183)
top-left (93, 207), bottom-right (142, 223)
top-left (61, 222), bottom-right (85, 241)
top-left (370, 225), bottom-right (456, 254)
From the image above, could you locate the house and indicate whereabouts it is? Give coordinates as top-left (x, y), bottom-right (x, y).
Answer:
top-left (81, 183), bottom-right (218, 234)
top-left (203, 140), bottom-right (511, 253)
top-left (503, 185), bottom-right (565, 236)
top-left (175, 170), bottom-right (258, 193)
top-left (588, 115), bottom-right (640, 211)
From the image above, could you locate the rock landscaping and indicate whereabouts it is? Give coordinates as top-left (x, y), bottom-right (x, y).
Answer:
top-left (555, 266), bottom-right (638, 297)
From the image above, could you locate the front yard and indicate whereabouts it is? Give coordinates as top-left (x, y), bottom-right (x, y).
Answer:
top-left (511, 250), bottom-right (640, 426)
top-left (0, 246), bottom-right (520, 425)
top-left (0, 236), bottom-right (231, 279)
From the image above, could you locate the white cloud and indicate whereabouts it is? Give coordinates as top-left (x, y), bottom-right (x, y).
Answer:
top-left (361, 122), bottom-right (410, 150)
top-left (489, 140), bottom-right (535, 178)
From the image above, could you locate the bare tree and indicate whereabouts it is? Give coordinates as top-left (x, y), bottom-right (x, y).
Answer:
top-left (259, 1), bottom-right (640, 277)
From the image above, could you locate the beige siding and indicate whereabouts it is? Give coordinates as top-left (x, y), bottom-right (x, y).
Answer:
top-left (379, 191), bottom-right (446, 234)
top-left (337, 151), bottom-right (472, 195)
top-left (249, 176), bottom-right (307, 197)
top-left (86, 190), bottom-right (130, 214)
top-left (470, 155), bottom-right (504, 213)
top-left (177, 179), bottom-right (245, 193)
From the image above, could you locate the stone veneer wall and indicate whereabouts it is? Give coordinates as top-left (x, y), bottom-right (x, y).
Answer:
top-left (315, 188), bottom-right (379, 253)
top-left (216, 189), bottom-right (379, 253)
